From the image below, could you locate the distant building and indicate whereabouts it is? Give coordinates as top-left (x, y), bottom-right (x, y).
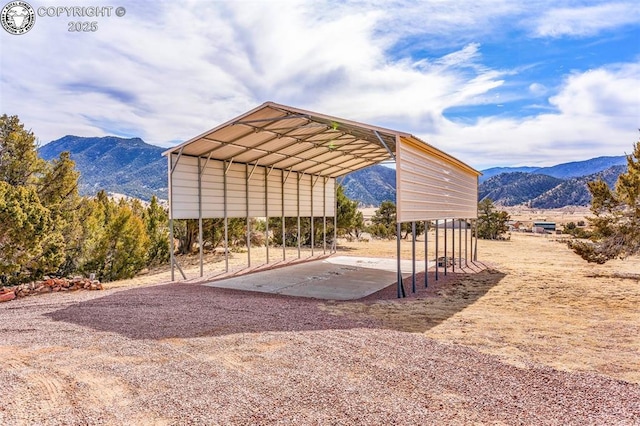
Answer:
top-left (533, 222), bottom-right (556, 233)
top-left (507, 220), bottom-right (525, 231)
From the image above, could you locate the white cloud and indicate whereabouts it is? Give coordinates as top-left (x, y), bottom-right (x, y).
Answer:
top-left (1, 0), bottom-right (638, 171)
top-left (528, 83), bottom-right (547, 96)
top-left (433, 62), bottom-right (640, 168)
top-left (531, 2), bottom-right (640, 38)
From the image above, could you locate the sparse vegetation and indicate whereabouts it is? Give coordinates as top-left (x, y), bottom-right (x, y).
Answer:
top-left (563, 221), bottom-right (592, 239)
top-left (569, 140), bottom-right (640, 263)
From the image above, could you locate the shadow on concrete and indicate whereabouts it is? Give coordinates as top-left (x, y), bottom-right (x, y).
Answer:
top-left (46, 263), bottom-right (506, 340)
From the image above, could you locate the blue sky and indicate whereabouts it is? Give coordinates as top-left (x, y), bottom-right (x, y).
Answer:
top-left (1, 0), bottom-right (638, 170)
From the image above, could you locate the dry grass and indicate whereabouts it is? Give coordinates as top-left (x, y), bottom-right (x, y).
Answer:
top-left (324, 232), bottom-right (640, 384)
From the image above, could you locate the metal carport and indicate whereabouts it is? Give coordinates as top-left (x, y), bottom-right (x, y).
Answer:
top-left (163, 102), bottom-right (481, 298)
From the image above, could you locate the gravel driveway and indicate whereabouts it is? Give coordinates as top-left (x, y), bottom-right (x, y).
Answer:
top-left (1, 283), bottom-right (638, 425)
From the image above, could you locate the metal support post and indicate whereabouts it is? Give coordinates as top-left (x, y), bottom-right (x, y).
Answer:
top-left (444, 219), bottom-right (448, 276)
top-left (297, 173), bottom-right (301, 259)
top-left (411, 221), bottom-right (416, 293)
top-left (323, 178), bottom-right (327, 255)
top-left (224, 161), bottom-right (229, 272)
top-left (169, 218), bottom-right (175, 281)
top-left (465, 219), bottom-right (468, 267)
top-left (282, 168), bottom-right (286, 261)
top-left (310, 175), bottom-right (315, 257)
top-left (458, 219), bottom-right (462, 271)
top-left (246, 163), bottom-right (251, 268)
top-left (333, 182), bottom-right (337, 253)
top-left (265, 167), bottom-right (270, 264)
top-left (452, 218), bottom-right (456, 272)
top-left (435, 219), bottom-right (439, 281)
top-left (198, 157), bottom-right (203, 277)
top-left (474, 219), bottom-right (478, 261)
top-left (425, 220), bottom-right (429, 288)
top-left (396, 222), bottom-right (405, 298)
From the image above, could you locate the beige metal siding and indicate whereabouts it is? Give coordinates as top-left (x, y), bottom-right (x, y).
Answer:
top-left (247, 165), bottom-right (266, 217)
top-left (312, 176), bottom-right (324, 217)
top-left (170, 156), bottom-right (338, 220)
top-left (324, 178), bottom-right (336, 217)
top-left (396, 137), bottom-right (478, 222)
top-left (225, 162), bottom-right (247, 217)
top-left (266, 169), bottom-right (283, 217)
top-left (170, 155), bottom-right (199, 220)
top-left (201, 159), bottom-right (224, 218)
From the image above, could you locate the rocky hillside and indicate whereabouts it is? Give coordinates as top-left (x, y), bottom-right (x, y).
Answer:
top-left (480, 165), bottom-right (627, 208)
top-left (479, 173), bottom-right (564, 206)
top-left (39, 135), bottom-right (167, 200)
top-left (341, 164), bottom-right (396, 206)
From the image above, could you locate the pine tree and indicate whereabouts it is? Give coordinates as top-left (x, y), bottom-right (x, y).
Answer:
top-left (0, 116), bottom-right (66, 284)
top-left (38, 151), bottom-right (83, 276)
top-left (332, 184), bottom-right (365, 239)
top-left (476, 198), bottom-right (510, 240)
top-left (145, 195), bottom-right (170, 266)
top-left (80, 197), bottom-right (150, 281)
top-left (0, 183), bottom-right (64, 284)
top-left (570, 141), bottom-right (640, 263)
top-left (0, 115), bottom-right (46, 186)
top-left (370, 200), bottom-right (396, 239)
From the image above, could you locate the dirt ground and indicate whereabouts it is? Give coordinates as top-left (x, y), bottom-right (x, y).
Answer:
top-left (327, 232), bottom-right (640, 384)
top-left (1, 228), bottom-right (639, 424)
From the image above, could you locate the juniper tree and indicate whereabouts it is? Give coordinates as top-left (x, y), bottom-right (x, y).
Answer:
top-left (336, 184), bottom-right (364, 238)
top-left (476, 198), bottom-right (510, 240)
top-left (0, 115), bottom-right (65, 283)
top-left (569, 141), bottom-right (640, 263)
top-left (0, 114), bottom-right (46, 186)
top-left (369, 200), bottom-right (424, 239)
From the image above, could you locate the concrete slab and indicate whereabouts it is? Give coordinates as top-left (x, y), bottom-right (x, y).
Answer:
top-left (325, 256), bottom-right (426, 273)
top-left (203, 256), bottom-right (428, 300)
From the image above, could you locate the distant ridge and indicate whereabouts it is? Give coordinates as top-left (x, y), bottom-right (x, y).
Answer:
top-left (479, 166), bottom-right (541, 182)
top-left (39, 135), bottom-right (167, 200)
top-left (479, 156), bottom-right (626, 183)
top-left (38, 135), bottom-right (628, 207)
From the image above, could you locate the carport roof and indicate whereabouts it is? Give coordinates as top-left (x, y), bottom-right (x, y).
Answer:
top-left (163, 101), bottom-right (472, 179)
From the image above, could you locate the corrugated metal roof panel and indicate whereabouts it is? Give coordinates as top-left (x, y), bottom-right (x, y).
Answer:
top-left (164, 102), bottom-right (406, 178)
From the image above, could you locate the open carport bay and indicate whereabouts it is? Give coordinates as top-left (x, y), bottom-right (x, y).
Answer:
top-left (203, 256), bottom-right (430, 300)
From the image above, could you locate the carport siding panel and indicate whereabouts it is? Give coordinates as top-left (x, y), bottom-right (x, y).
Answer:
top-left (171, 155), bottom-right (200, 220)
top-left (201, 160), bottom-right (225, 218)
top-left (312, 176), bottom-right (324, 216)
top-left (396, 139), bottom-right (478, 223)
top-left (324, 178), bottom-right (336, 217)
top-left (225, 163), bottom-right (248, 217)
top-left (247, 167), bottom-right (266, 217)
top-left (267, 170), bottom-right (283, 217)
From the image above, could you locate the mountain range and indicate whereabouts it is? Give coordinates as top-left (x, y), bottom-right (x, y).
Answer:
top-left (39, 136), bottom-right (168, 200)
top-left (39, 135), bottom-right (628, 208)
